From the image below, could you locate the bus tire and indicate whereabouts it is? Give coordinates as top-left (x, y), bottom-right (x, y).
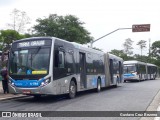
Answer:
top-left (68, 80), bottom-right (77, 99)
top-left (97, 79), bottom-right (101, 92)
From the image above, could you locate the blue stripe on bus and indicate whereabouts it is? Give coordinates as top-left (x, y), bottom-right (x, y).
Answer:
top-left (11, 78), bottom-right (44, 88)
top-left (123, 73), bottom-right (135, 78)
top-left (101, 77), bottom-right (105, 86)
top-left (91, 77), bottom-right (106, 87)
top-left (92, 77), bottom-right (97, 87)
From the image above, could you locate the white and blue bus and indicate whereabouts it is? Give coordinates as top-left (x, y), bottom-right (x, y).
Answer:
top-left (8, 37), bottom-right (123, 98)
top-left (123, 60), bottom-right (147, 82)
top-left (123, 60), bottom-right (158, 82)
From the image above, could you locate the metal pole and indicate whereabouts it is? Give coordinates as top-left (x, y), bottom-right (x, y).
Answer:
top-left (90, 28), bottom-right (132, 48)
top-left (91, 40), bottom-right (93, 48)
top-left (149, 38), bottom-right (151, 62)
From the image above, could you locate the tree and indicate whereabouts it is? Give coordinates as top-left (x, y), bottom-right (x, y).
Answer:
top-left (92, 47), bottom-right (102, 51)
top-left (137, 40), bottom-right (147, 61)
top-left (123, 38), bottom-right (134, 56)
top-left (8, 8), bottom-right (30, 33)
top-left (133, 54), bottom-right (150, 63)
top-left (33, 14), bottom-right (93, 44)
top-left (0, 30), bottom-right (25, 67)
top-left (151, 41), bottom-right (160, 59)
top-left (109, 49), bottom-right (131, 60)
top-left (0, 30), bottom-right (24, 50)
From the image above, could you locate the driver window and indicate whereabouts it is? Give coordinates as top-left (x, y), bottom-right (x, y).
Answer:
top-left (58, 51), bottom-right (64, 68)
top-left (54, 50), bottom-right (65, 68)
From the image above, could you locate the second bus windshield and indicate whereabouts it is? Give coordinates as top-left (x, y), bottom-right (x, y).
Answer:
top-left (124, 65), bottom-right (136, 74)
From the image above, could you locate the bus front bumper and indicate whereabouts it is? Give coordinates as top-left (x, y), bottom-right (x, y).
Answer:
top-left (8, 83), bottom-right (57, 95)
top-left (124, 76), bottom-right (139, 81)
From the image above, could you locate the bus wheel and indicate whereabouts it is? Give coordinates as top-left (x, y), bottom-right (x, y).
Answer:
top-left (68, 81), bottom-right (76, 99)
top-left (97, 79), bottom-right (101, 92)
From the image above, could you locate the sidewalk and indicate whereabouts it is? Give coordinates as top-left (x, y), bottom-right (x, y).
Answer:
top-left (0, 81), bottom-right (26, 101)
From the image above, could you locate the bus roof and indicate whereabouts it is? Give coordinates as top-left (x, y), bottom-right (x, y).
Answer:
top-left (108, 53), bottom-right (123, 61)
top-left (12, 37), bottom-right (104, 55)
top-left (124, 60), bottom-right (146, 65)
top-left (147, 63), bottom-right (157, 67)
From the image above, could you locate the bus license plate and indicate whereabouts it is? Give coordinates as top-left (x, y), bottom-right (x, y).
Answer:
top-left (23, 90), bottom-right (31, 94)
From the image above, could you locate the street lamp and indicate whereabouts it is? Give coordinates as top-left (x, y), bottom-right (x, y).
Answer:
top-left (90, 28), bottom-right (132, 48)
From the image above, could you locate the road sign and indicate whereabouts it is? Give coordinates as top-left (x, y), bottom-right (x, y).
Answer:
top-left (132, 24), bottom-right (150, 32)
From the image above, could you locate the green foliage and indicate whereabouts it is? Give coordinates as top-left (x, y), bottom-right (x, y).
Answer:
top-left (151, 41), bottom-right (160, 59)
top-left (92, 47), bottom-right (102, 51)
top-left (150, 40), bottom-right (160, 67)
top-left (0, 30), bottom-right (25, 50)
top-left (151, 58), bottom-right (160, 67)
top-left (34, 14), bottom-right (93, 44)
top-left (110, 49), bottom-right (124, 57)
top-left (133, 54), bottom-right (150, 63)
top-left (109, 49), bottom-right (131, 60)
top-left (23, 33), bottom-right (33, 38)
top-left (110, 39), bottom-right (160, 67)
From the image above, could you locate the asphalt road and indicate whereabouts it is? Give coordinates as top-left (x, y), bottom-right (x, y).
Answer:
top-left (0, 79), bottom-right (160, 120)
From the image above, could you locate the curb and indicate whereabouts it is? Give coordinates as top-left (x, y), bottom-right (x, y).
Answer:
top-left (140, 89), bottom-right (160, 120)
top-left (0, 81), bottom-right (28, 101)
top-left (0, 94), bottom-right (28, 101)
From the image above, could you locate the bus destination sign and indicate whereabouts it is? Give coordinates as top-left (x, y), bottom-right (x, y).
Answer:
top-left (17, 40), bottom-right (45, 48)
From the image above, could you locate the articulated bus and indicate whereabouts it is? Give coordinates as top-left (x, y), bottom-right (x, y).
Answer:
top-left (147, 63), bottom-right (158, 80)
top-left (8, 37), bottom-right (123, 98)
top-left (123, 60), bottom-right (147, 82)
top-left (123, 60), bottom-right (158, 82)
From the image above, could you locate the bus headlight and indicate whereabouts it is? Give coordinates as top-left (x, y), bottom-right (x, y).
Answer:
top-left (11, 82), bottom-right (15, 86)
top-left (8, 77), bottom-right (15, 87)
top-left (40, 77), bottom-right (51, 87)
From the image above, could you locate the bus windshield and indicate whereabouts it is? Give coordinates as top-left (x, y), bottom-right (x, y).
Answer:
top-left (9, 47), bottom-right (50, 76)
top-left (123, 65), bottom-right (136, 74)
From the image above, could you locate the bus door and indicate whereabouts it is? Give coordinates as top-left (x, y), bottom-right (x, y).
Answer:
top-left (109, 59), bottom-right (114, 84)
top-left (119, 61), bottom-right (122, 83)
top-left (148, 66), bottom-right (151, 79)
top-left (79, 52), bottom-right (86, 88)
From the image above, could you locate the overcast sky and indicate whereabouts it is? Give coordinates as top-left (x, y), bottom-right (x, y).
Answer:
top-left (0, 0), bottom-right (160, 55)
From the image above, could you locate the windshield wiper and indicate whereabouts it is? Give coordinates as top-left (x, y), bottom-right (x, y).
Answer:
top-left (30, 46), bottom-right (41, 60)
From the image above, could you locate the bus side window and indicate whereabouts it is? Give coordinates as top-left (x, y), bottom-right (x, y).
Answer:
top-left (58, 51), bottom-right (64, 68)
top-left (54, 50), bottom-right (65, 68)
top-left (136, 64), bottom-right (139, 74)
